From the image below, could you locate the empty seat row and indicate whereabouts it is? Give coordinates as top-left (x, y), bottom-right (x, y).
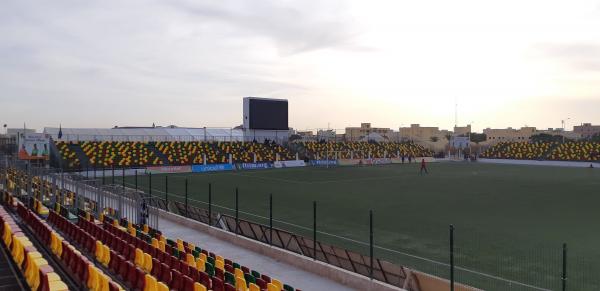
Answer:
top-left (0, 202), bottom-right (68, 291)
top-left (114, 215), bottom-right (298, 291)
top-left (17, 201), bottom-right (124, 291)
top-left (50, 210), bottom-right (180, 291)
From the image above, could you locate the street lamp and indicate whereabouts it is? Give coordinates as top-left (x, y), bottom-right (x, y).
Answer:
top-left (561, 118), bottom-right (570, 143)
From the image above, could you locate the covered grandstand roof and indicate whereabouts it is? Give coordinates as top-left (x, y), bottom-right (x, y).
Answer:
top-left (43, 127), bottom-right (245, 142)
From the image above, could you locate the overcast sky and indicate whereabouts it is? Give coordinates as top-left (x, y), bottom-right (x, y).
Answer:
top-left (1, 0), bottom-right (600, 132)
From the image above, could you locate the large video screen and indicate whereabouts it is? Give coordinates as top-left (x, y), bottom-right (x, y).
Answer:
top-left (248, 98), bottom-right (288, 130)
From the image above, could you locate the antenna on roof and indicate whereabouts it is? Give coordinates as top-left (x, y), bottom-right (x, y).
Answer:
top-left (454, 98), bottom-right (458, 128)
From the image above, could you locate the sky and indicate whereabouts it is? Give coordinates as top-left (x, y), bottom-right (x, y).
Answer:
top-left (1, 0), bottom-right (600, 132)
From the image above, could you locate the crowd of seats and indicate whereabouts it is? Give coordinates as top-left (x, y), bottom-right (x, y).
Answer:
top-left (4, 167), bottom-right (299, 291)
top-left (481, 141), bottom-right (600, 161)
top-left (549, 141), bottom-right (600, 161)
top-left (55, 142), bottom-right (80, 168)
top-left (300, 141), bottom-right (434, 160)
top-left (55, 141), bottom-right (297, 168)
top-left (102, 211), bottom-right (298, 291)
top-left (55, 140), bottom-right (437, 168)
top-left (480, 142), bottom-right (556, 160)
top-left (155, 141), bottom-right (295, 165)
top-left (81, 141), bottom-right (163, 167)
top-left (1, 196), bottom-right (69, 291)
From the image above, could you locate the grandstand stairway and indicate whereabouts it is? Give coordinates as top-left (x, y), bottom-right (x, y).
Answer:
top-left (68, 142), bottom-right (91, 168)
top-left (146, 142), bottom-right (170, 165)
top-left (288, 142), bottom-right (307, 160)
top-left (0, 234), bottom-right (28, 290)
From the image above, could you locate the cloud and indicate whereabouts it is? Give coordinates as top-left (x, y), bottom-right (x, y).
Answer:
top-left (166, 0), bottom-right (360, 55)
top-left (535, 43), bottom-right (600, 72)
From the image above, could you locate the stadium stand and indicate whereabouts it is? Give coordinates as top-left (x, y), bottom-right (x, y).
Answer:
top-left (155, 141), bottom-right (296, 165)
top-left (479, 141), bottom-right (556, 160)
top-left (300, 141), bottom-right (434, 159)
top-left (3, 168), bottom-right (299, 291)
top-left (55, 141), bottom-right (80, 168)
top-left (81, 141), bottom-right (162, 167)
top-left (549, 141), bottom-right (600, 161)
top-left (481, 141), bottom-right (600, 161)
top-left (55, 141), bottom-right (296, 168)
top-left (1, 200), bottom-right (70, 291)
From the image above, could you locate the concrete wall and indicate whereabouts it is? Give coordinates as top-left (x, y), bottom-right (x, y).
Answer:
top-left (158, 209), bottom-right (406, 291)
top-left (478, 158), bottom-right (600, 168)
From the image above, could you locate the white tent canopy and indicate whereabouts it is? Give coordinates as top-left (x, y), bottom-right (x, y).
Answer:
top-left (360, 132), bottom-right (387, 142)
top-left (44, 127), bottom-right (245, 142)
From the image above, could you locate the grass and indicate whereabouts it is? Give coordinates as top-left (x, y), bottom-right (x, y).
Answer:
top-left (123, 162), bottom-right (600, 291)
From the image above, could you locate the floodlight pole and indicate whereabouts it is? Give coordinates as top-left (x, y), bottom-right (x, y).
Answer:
top-left (235, 187), bottom-right (239, 235)
top-left (369, 210), bottom-right (374, 280)
top-left (269, 194), bottom-right (273, 246)
top-left (450, 224), bottom-right (455, 291)
top-left (165, 175), bottom-right (168, 211)
top-left (313, 201), bottom-right (317, 260)
top-left (208, 183), bottom-right (212, 226)
top-left (185, 178), bottom-right (188, 217)
top-left (562, 243), bottom-right (567, 291)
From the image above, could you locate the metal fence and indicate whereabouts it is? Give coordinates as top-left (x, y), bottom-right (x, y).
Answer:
top-left (2, 161), bottom-right (596, 291)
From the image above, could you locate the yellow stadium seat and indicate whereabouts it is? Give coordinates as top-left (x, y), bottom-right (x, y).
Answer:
top-left (215, 259), bottom-right (224, 271)
top-left (249, 283), bottom-right (260, 291)
top-left (235, 276), bottom-right (247, 291)
top-left (271, 279), bottom-right (283, 290)
top-left (157, 282), bottom-right (169, 291)
top-left (134, 248), bottom-right (144, 267)
top-left (102, 245), bottom-right (110, 267)
top-left (267, 283), bottom-right (279, 291)
top-left (234, 268), bottom-right (244, 280)
top-left (194, 282), bottom-right (207, 291)
top-left (144, 274), bottom-right (158, 291)
top-left (143, 252), bottom-right (153, 273)
top-left (195, 258), bottom-right (205, 271)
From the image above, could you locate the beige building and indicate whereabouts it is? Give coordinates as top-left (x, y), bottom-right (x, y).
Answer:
top-left (453, 125), bottom-right (471, 136)
top-left (399, 124), bottom-right (448, 141)
top-left (573, 123), bottom-right (600, 138)
top-left (345, 123), bottom-right (393, 141)
top-left (483, 127), bottom-right (536, 143)
top-left (536, 128), bottom-right (582, 140)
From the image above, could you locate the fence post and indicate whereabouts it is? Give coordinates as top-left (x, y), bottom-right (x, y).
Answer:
top-left (562, 243), bottom-right (567, 291)
top-left (208, 183), bottom-right (212, 226)
top-left (148, 172), bottom-right (152, 197)
top-left (185, 178), bottom-right (188, 217)
top-left (369, 209), bottom-right (374, 280)
top-left (313, 201), bottom-right (317, 260)
top-left (450, 224), bottom-right (455, 291)
top-left (165, 175), bottom-right (168, 211)
top-left (135, 170), bottom-right (138, 192)
top-left (235, 187), bottom-right (239, 235)
top-left (269, 194), bottom-right (273, 246)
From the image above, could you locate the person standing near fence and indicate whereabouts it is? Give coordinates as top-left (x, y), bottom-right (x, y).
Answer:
top-left (420, 158), bottom-right (428, 175)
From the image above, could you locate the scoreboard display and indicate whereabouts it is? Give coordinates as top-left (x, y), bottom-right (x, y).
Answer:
top-left (243, 97), bottom-right (288, 130)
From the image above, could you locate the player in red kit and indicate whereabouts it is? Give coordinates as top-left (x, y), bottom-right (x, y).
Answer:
top-left (420, 158), bottom-right (428, 175)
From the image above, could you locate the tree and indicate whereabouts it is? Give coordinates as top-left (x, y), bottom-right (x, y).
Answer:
top-left (469, 133), bottom-right (487, 144)
top-left (530, 133), bottom-right (568, 143)
top-left (430, 136), bottom-right (439, 142)
top-left (591, 133), bottom-right (600, 142)
top-left (288, 134), bottom-right (302, 142)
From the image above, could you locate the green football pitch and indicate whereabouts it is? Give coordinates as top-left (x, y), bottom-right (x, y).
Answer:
top-left (123, 162), bottom-right (600, 290)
